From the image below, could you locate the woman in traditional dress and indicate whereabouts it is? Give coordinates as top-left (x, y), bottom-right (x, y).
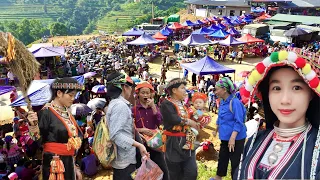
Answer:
top-left (160, 78), bottom-right (200, 180)
top-left (211, 77), bottom-right (247, 180)
top-left (133, 81), bottom-right (169, 180)
top-left (235, 51), bottom-right (320, 179)
top-left (27, 77), bottom-right (83, 180)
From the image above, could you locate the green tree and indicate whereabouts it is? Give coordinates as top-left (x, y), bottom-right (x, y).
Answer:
top-left (17, 19), bottom-right (34, 44)
top-left (83, 21), bottom-right (96, 34)
top-left (49, 22), bottom-right (67, 36)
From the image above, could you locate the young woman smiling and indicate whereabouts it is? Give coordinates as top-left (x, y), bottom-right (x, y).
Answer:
top-left (235, 51), bottom-right (320, 180)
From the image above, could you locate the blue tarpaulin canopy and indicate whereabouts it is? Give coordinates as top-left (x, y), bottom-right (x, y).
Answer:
top-left (217, 23), bottom-right (226, 29)
top-left (192, 27), bottom-right (214, 35)
top-left (227, 27), bottom-right (240, 35)
top-left (208, 25), bottom-right (221, 31)
top-left (160, 26), bottom-right (173, 36)
top-left (217, 35), bottom-right (246, 46)
top-left (126, 33), bottom-right (162, 45)
top-left (10, 76), bottom-right (84, 107)
top-left (183, 20), bottom-right (198, 27)
top-left (0, 86), bottom-right (15, 96)
top-left (208, 29), bottom-right (229, 38)
top-left (180, 56), bottom-right (235, 75)
top-left (122, 28), bottom-right (144, 36)
top-left (177, 34), bottom-right (216, 46)
top-left (194, 20), bottom-right (204, 25)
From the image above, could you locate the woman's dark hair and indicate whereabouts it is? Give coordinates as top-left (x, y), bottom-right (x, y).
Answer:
top-left (106, 72), bottom-right (123, 99)
top-left (166, 78), bottom-right (187, 96)
top-left (258, 66), bottom-right (320, 129)
top-left (51, 77), bottom-right (78, 100)
top-left (24, 160), bottom-right (32, 168)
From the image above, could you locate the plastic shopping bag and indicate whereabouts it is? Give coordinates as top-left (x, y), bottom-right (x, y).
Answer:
top-left (135, 157), bottom-right (163, 180)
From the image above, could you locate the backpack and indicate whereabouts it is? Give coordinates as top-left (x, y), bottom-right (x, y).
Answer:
top-left (92, 115), bottom-right (117, 167)
top-left (229, 96), bottom-right (247, 123)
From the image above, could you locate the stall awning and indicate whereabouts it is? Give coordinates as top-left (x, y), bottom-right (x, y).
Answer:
top-left (270, 14), bottom-right (320, 24)
top-left (265, 20), bottom-right (291, 26)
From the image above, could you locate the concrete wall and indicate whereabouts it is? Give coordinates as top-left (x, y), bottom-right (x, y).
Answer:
top-left (188, 5), bottom-right (251, 17)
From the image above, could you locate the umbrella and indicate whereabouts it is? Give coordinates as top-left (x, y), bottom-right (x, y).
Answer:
top-left (83, 72), bottom-right (97, 78)
top-left (284, 28), bottom-right (308, 37)
top-left (70, 103), bottom-right (92, 116)
top-left (238, 71), bottom-right (250, 77)
top-left (92, 85), bottom-right (107, 94)
top-left (131, 77), bottom-right (141, 83)
top-left (87, 98), bottom-right (107, 111)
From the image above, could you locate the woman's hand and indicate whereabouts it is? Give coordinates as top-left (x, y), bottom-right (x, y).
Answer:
top-left (140, 128), bottom-right (154, 136)
top-left (138, 143), bottom-right (150, 158)
top-left (228, 137), bottom-right (235, 152)
top-left (138, 128), bottom-right (154, 136)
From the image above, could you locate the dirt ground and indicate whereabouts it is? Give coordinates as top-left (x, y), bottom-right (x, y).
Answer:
top-left (0, 51), bottom-right (261, 179)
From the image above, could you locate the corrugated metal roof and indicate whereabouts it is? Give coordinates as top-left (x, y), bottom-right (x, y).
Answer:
top-left (270, 14), bottom-right (320, 24)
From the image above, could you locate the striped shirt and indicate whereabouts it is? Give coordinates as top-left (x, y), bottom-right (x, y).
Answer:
top-left (106, 96), bottom-right (136, 169)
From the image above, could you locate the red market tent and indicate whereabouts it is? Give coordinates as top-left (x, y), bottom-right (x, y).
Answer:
top-left (152, 32), bottom-right (167, 40)
top-left (237, 34), bottom-right (265, 43)
top-left (168, 22), bottom-right (186, 30)
top-left (256, 13), bottom-right (271, 21)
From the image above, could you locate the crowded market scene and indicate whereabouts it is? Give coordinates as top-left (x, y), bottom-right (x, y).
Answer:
top-left (0, 0), bottom-right (320, 180)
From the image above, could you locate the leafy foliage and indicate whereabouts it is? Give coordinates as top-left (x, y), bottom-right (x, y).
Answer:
top-left (0, 0), bottom-right (184, 44)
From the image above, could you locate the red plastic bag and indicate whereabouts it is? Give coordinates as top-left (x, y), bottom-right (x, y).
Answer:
top-left (135, 158), bottom-right (163, 180)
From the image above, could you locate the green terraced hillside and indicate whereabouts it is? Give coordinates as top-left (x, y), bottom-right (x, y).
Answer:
top-left (0, 2), bottom-right (64, 24)
top-left (95, 3), bottom-right (144, 34)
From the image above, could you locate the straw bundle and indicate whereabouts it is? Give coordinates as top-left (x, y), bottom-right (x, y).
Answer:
top-left (0, 32), bottom-right (40, 107)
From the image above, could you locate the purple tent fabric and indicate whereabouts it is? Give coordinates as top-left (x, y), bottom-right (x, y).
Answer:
top-left (178, 34), bottom-right (215, 46)
top-left (30, 47), bottom-right (65, 58)
top-left (227, 27), bottom-right (240, 35)
top-left (127, 33), bottom-right (162, 45)
top-left (218, 35), bottom-right (245, 46)
top-left (180, 56), bottom-right (235, 75)
top-left (0, 86), bottom-right (15, 96)
top-left (192, 27), bottom-right (214, 35)
top-left (183, 20), bottom-right (197, 27)
top-left (208, 29), bottom-right (229, 38)
top-left (160, 27), bottom-right (173, 36)
top-left (122, 28), bottom-right (144, 36)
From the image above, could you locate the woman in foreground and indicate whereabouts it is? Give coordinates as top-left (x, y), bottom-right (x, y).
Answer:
top-left (235, 51), bottom-right (320, 179)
